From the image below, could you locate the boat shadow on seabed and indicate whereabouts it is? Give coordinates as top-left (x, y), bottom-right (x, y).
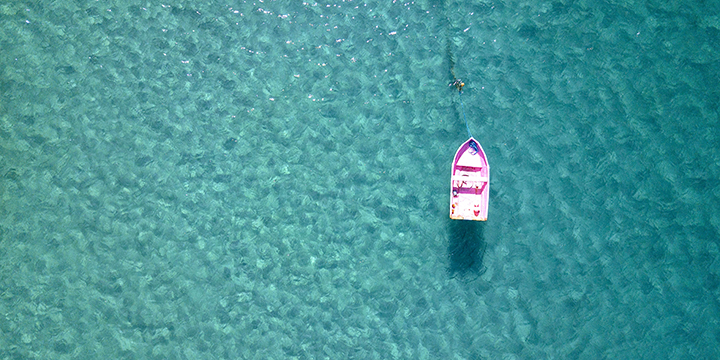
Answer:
top-left (447, 219), bottom-right (487, 279)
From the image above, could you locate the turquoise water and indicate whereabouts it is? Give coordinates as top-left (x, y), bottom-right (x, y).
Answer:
top-left (1, 0), bottom-right (719, 358)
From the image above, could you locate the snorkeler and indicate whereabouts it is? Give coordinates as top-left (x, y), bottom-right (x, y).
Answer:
top-left (450, 78), bottom-right (465, 93)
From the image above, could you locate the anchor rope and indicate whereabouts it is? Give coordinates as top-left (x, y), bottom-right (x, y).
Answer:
top-left (459, 92), bottom-right (472, 139)
top-left (446, 18), bottom-right (473, 140)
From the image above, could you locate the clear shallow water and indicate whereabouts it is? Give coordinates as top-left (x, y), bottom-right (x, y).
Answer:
top-left (1, 0), bottom-right (719, 358)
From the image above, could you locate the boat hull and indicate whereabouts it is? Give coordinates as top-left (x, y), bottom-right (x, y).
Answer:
top-left (450, 137), bottom-right (489, 221)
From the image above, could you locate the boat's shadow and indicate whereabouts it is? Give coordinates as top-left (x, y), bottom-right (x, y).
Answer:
top-left (447, 219), bottom-right (487, 278)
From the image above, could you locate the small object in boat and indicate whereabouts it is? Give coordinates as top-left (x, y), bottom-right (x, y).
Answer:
top-left (450, 137), bottom-right (489, 221)
top-left (449, 79), bottom-right (465, 93)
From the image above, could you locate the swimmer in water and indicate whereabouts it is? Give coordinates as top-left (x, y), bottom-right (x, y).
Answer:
top-left (450, 79), bottom-right (464, 93)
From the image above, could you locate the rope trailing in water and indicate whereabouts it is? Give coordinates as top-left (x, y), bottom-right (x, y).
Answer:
top-left (450, 77), bottom-right (472, 139)
top-left (459, 89), bottom-right (472, 139)
top-left (451, 72), bottom-right (482, 154)
top-left (447, 28), bottom-right (473, 140)
top-left (459, 90), bottom-right (479, 153)
top-left (444, 7), bottom-right (477, 148)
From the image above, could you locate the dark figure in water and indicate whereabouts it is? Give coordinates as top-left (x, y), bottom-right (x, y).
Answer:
top-left (450, 78), bottom-right (465, 93)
